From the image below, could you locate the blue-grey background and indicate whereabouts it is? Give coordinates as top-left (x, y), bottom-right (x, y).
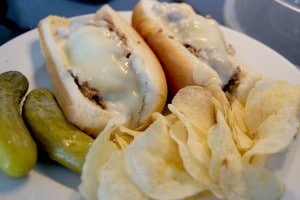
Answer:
top-left (0, 0), bottom-right (225, 45)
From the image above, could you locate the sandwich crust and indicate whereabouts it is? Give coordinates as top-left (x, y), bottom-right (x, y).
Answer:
top-left (132, 1), bottom-right (196, 95)
top-left (38, 5), bottom-right (167, 137)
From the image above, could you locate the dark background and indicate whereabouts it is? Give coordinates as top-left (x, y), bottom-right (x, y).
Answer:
top-left (0, 0), bottom-right (225, 45)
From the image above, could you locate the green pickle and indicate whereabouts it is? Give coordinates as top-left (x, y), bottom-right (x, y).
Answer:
top-left (23, 88), bottom-right (94, 174)
top-left (0, 71), bottom-right (37, 177)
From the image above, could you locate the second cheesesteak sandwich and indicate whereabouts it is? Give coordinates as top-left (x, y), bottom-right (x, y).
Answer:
top-left (132, 0), bottom-right (250, 96)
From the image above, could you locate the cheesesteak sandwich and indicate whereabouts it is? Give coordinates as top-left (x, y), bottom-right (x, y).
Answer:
top-left (38, 5), bottom-right (167, 137)
top-left (132, 0), bottom-right (260, 97)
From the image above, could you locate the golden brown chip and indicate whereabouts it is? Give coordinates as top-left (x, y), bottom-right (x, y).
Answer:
top-left (171, 85), bottom-right (215, 133)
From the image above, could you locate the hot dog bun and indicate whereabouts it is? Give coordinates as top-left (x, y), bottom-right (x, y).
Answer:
top-left (132, 0), bottom-right (251, 96)
top-left (38, 5), bottom-right (167, 137)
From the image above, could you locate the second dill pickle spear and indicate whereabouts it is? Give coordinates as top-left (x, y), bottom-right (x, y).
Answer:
top-left (22, 88), bottom-right (94, 174)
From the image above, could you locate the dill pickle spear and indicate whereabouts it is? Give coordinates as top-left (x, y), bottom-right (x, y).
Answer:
top-left (23, 88), bottom-right (94, 174)
top-left (0, 71), bottom-right (37, 177)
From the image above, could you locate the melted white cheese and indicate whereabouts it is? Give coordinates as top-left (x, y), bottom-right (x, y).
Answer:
top-left (57, 19), bottom-right (143, 127)
top-left (148, 1), bottom-right (236, 86)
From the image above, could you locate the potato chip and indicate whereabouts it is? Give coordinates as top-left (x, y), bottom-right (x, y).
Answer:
top-left (231, 67), bottom-right (262, 105)
top-left (98, 150), bottom-right (148, 200)
top-left (248, 154), bottom-right (269, 167)
top-left (125, 113), bottom-right (202, 200)
top-left (245, 80), bottom-right (300, 134)
top-left (220, 162), bottom-right (284, 200)
top-left (219, 151), bottom-right (244, 200)
top-left (208, 110), bottom-right (284, 200)
top-left (168, 104), bottom-right (211, 167)
top-left (169, 119), bottom-right (224, 199)
top-left (118, 126), bottom-right (142, 138)
top-left (79, 78), bottom-right (299, 200)
top-left (207, 110), bottom-right (241, 184)
top-left (205, 84), bottom-right (231, 118)
top-left (229, 99), bottom-right (247, 133)
top-left (241, 165), bottom-right (284, 200)
top-left (109, 126), bottom-right (137, 150)
top-left (243, 80), bottom-right (300, 163)
top-left (230, 124), bottom-right (253, 153)
top-left (243, 107), bottom-right (300, 163)
top-left (79, 118), bottom-right (124, 200)
top-left (171, 86), bottom-right (215, 133)
top-left (228, 98), bottom-right (253, 152)
top-left (113, 133), bottom-right (130, 150)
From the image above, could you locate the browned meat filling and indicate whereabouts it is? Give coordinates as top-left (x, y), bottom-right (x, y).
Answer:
top-left (223, 67), bottom-right (241, 92)
top-left (183, 43), bottom-right (200, 56)
top-left (79, 81), bottom-right (106, 109)
top-left (69, 71), bottom-right (106, 109)
top-left (104, 17), bottom-right (128, 46)
top-left (67, 18), bottom-right (133, 110)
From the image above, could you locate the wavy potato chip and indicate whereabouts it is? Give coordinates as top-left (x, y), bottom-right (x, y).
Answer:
top-left (79, 119), bottom-right (123, 200)
top-left (228, 99), bottom-right (253, 152)
top-left (221, 162), bottom-right (284, 200)
top-left (168, 86), bottom-right (215, 188)
top-left (243, 80), bottom-right (300, 163)
top-left (98, 150), bottom-right (148, 200)
top-left (118, 126), bottom-right (142, 138)
top-left (171, 85), bottom-right (215, 133)
top-left (168, 103), bottom-right (224, 197)
top-left (238, 165), bottom-right (284, 200)
top-left (125, 113), bottom-right (202, 200)
top-left (243, 107), bottom-right (300, 163)
top-left (79, 117), bottom-right (138, 200)
top-left (79, 78), bottom-right (299, 200)
top-left (168, 104), bottom-right (211, 169)
top-left (205, 84), bottom-right (231, 118)
top-left (207, 110), bottom-right (284, 200)
top-left (230, 67), bottom-right (262, 104)
top-left (169, 117), bottom-right (223, 199)
top-left (219, 152), bottom-right (244, 200)
top-left (208, 110), bottom-right (241, 184)
top-left (245, 80), bottom-right (300, 133)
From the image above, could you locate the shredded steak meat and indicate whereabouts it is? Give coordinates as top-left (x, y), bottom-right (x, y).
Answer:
top-left (80, 82), bottom-right (98, 99)
top-left (69, 71), bottom-right (106, 109)
top-left (80, 81), bottom-right (106, 109)
top-left (223, 66), bottom-right (241, 92)
top-left (183, 43), bottom-right (201, 56)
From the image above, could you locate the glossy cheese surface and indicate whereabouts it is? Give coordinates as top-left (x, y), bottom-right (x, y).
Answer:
top-left (145, 1), bottom-right (236, 86)
top-left (56, 18), bottom-right (143, 126)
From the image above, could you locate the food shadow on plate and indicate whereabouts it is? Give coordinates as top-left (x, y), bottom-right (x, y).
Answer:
top-left (30, 39), bottom-right (53, 90)
top-left (0, 171), bottom-right (29, 193)
top-left (34, 153), bottom-right (81, 190)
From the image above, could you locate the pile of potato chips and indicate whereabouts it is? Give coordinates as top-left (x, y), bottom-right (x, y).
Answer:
top-left (79, 76), bottom-right (300, 200)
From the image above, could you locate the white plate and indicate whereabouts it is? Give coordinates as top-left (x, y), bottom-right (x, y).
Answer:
top-left (0, 11), bottom-right (300, 200)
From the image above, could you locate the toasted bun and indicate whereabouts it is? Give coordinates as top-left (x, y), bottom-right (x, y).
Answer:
top-left (38, 5), bottom-right (167, 137)
top-left (132, 0), bottom-right (243, 96)
top-left (132, 0), bottom-right (196, 96)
